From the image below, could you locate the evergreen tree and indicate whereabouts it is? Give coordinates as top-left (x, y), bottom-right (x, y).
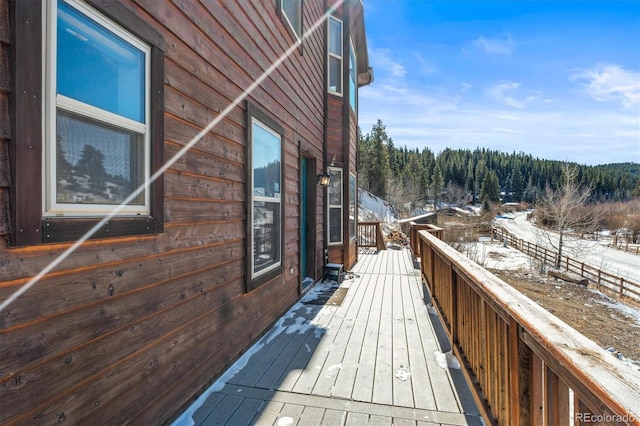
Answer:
top-left (356, 119), bottom-right (638, 206)
top-left (367, 120), bottom-right (391, 198)
top-left (632, 179), bottom-right (640, 198)
top-left (480, 170), bottom-right (500, 204)
top-left (430, 162), bottom-right (444, 208)
top-left (511, 166), bottom-right (524, 202)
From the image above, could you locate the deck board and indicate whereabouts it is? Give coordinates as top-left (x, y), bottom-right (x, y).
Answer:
top-left (173, 249), bottom-right (482, 426)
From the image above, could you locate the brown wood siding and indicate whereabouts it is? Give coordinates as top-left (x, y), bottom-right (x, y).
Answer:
top-left (0, 0), bottom-right (327, 424)
top-left (326, 96), bottom-right (344, 163)
top-left (348, 106), bottom-right (359, 268)
top-left (0, 0), bottom-right (10, 238)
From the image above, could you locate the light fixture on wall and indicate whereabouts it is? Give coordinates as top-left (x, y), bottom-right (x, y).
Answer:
top-left (317, 172), bottom-right (331, 187)
top-left (317, 153), bottom-right (336, 187)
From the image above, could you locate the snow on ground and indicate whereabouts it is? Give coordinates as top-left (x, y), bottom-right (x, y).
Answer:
top-left (461, 239), bottom-right (640, 368)
top-left (358, 189), bottom-right (398, 223)
top-left (466, 237), bottom-right (534, 271)
top-left (171, 280), bottom-right (340, 426)
top-left (495, 212), bottom-right (640, 285)
top-left (591, 290), bottom-right (640, 328)
top-left (462, 239), bottom-right (640, 324)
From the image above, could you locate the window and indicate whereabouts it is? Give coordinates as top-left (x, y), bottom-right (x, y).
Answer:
top-left (328, 16), bottom-right (343, 95)
top-left (328, 167), bottom-right (343, 244)
top-left (349, 173), bottom-right (356, 240)
top-left (11, 0), bottom-right (165, 246)
top-left (349, 39), bottom-right (357, 112)
top-left (48, 0), bottom-right (149, 215)
top-left (280, 0), bottom-right (302, 40)
top-left (248, 105), bottom-right (284, 284)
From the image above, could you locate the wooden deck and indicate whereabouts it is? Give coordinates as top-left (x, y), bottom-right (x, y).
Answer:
top-left (173, 249), bottom-right (481, 425)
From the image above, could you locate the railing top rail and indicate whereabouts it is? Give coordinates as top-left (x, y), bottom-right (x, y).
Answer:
top-left (418, 229), bottom-right (640, 419)
top-left (409, 222), bottom-right (443, 231)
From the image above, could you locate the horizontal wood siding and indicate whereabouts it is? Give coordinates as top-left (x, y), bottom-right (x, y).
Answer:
top-left (0, 0), bottom-right (10, 238)
top-left (326, 97), bottom-right (344, 164)
top-left (0, 0), bottom-right (326, 424)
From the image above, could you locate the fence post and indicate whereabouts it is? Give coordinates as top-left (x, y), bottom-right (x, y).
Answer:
top-left (620, 278), bottom-right (624, 296)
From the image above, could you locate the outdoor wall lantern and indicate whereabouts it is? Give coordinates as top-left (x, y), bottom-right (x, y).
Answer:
top-left (317, 173), bottom-right (331, 187)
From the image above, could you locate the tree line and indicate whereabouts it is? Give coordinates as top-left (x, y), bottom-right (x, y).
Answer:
top-left (358, 120), bottom-right (640, 209)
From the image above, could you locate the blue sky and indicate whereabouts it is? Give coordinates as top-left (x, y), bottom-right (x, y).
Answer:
top-left (359, 0), bottom-right (640, 165)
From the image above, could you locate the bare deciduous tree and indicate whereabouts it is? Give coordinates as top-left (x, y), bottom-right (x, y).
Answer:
top-left (442, 182), bottom-right (468, 207)
top-left (535, 164), bottom-right (603, 267)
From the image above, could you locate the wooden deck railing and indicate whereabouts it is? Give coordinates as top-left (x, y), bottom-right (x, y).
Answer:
top-left (493, 227), bottom-right (640, 300)
top-left (357, 221), bottom-right (386, 250)
top-left (412, 226), bottom-right (640, 425)
top-left (408, 222), bottom-right (443, 259)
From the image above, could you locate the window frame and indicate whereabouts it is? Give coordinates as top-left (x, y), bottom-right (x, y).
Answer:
top-left (349, 172), bottom-right (356, 241)
top-left (327, 166), bottom-right (343, 245)
top-left (45, 0), bottom-right (151, 217)
top-left (246, 102), bottom-right (285, 290)
top-left (327, 16), bottom-right (343, 96)
top-left (279, 0), bottom-right (302, 41)
top-left (349, 38), bottom-right (357, 112)
top-left (10, 0), bottom-right (165, 246)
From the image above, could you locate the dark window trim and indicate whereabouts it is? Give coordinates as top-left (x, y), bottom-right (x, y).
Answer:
top-left (245, 101), bottom-right (285, 291)
top-left (276, 0), bottom-right (304, 55)
top-left (9, 0), bottom-right (164, 246)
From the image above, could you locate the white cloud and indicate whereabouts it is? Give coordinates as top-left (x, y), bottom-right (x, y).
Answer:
top-left (472, 34), bottom-right (513, 55)
top-left (486, 81), bottom-right (540, 108)
top-left (360, 83), bottom-right (459, 112)
top-left (412, 52), bottom-right (438, 76)
top-left (359, 80), bottom-right (640, 165)
top-left (571, 63), bottom-right (640, 108)
top-left (370, 48), bottom-right (407, 78)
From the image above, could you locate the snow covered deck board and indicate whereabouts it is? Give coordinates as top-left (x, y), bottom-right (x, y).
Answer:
top-left (175, 249), bottom-right (482, 426)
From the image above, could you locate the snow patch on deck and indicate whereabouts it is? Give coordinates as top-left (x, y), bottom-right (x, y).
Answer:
top-left (434, 350), bottom-right (461, 370)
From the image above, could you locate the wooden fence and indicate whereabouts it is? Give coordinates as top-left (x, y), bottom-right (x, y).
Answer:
top-left (610, 243), bottom-right (640, 255)
top-left (493, 227), bottom-right (640, 300)
top-left (412, 226), bottom-right (640, 425)
top-left (357, 222), bottom-right (386, 251)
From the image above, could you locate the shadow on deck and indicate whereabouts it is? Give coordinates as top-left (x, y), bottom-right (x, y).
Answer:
top-left (172, 249), bottom-right (481, 425)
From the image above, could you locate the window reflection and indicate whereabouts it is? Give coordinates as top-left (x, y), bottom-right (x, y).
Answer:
top-left (56, 110), bottom-right (144, 205)
top-left (252, 119), bottom-right (282, 276)
top-left (253, 200), bottom-right (281, 272)
top-left (57, 0), bottom-right (145, 122)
